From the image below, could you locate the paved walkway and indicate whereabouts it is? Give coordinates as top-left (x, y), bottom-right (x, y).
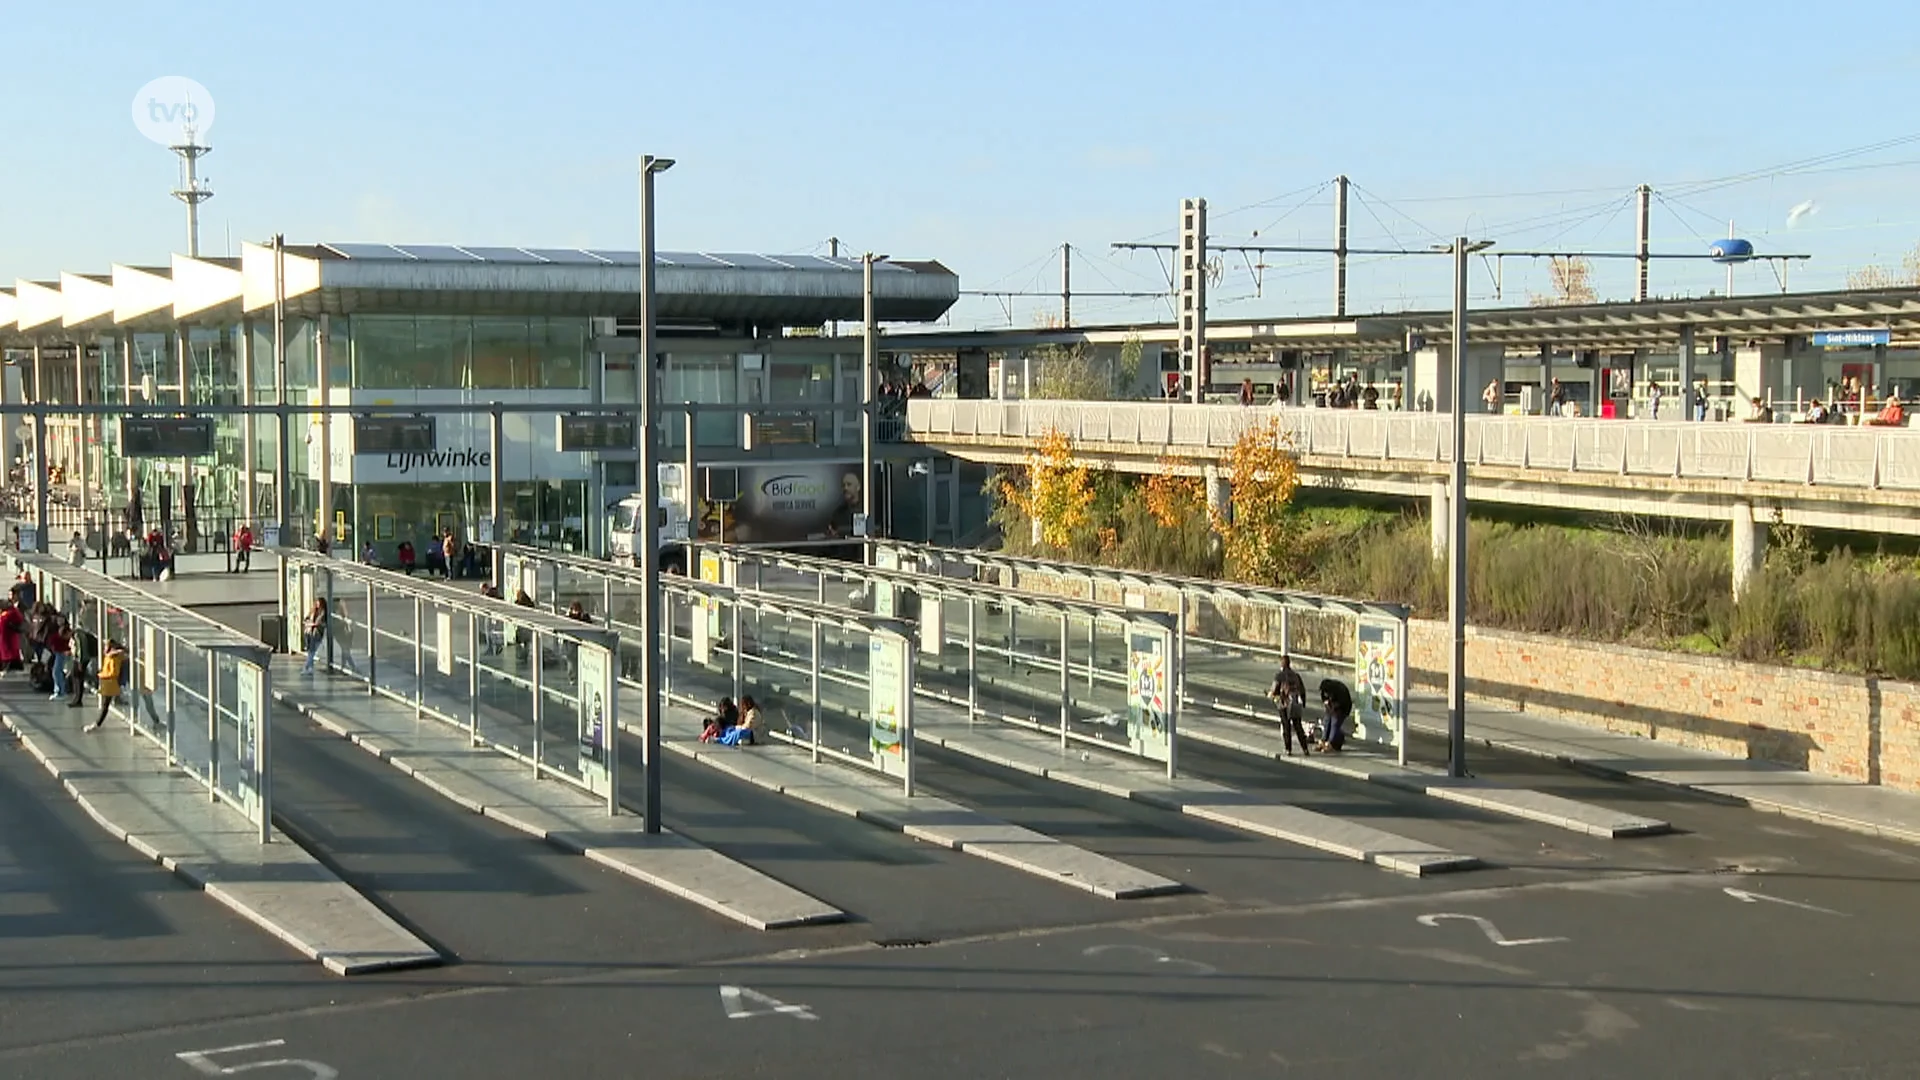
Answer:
top-left (1401, 694), bottom-right (1920, 845)
top-left (271, 658), bottom-right (846, 931)
top-left (0, 686), bottom-right (439, 975)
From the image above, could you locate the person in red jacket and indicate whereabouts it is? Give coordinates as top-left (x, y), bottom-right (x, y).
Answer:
top-left (0, 599), bottom-right (24, 674)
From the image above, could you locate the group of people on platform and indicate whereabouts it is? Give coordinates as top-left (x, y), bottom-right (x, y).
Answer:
top-left (0, 570), bottom-right (126, 731)
top-left (700, 695), bottom-right (768, 747)
top-left (374, 529), bottom-right (480, 580)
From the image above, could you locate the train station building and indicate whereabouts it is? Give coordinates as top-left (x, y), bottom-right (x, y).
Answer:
top-left (0, 242), bottom-right (962, 553)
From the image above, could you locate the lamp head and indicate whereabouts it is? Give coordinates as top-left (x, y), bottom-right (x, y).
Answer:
top-left (643, 156), bottom-right (676, 174)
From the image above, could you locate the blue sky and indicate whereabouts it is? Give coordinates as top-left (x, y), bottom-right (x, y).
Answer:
top-left (5, 0), bottom-right (1918, 328)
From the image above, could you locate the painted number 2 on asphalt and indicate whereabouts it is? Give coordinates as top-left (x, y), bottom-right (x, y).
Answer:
top-left (176, 1040), bottom-right (337, 1078)
top-left (1417, 913), bottom-right (1568, 947)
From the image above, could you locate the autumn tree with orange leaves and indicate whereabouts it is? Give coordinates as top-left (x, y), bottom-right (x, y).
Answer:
top-left (1211, 416), bottom-right (1304, 585)
top-left (1011, 428), bottom-right (1095, 550)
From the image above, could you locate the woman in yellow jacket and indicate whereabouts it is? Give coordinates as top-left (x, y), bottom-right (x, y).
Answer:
top-left (83, 639), bottom-right (126, 733)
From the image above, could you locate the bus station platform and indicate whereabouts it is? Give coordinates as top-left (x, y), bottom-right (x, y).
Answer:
top-left (654, 665), bottom-right (1185, 899)
top-left (269, 658), bottom-right (846, 931)
top-left (0, 670), bottom-right (438, 976)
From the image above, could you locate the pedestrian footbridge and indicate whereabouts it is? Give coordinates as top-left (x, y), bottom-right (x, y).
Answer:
top-left (905, 399), bottom-right (1920, 546)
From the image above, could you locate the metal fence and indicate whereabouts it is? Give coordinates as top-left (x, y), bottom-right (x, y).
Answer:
top-left (907, 399), bottom-right (1920, 492)
top-left (497, 545), bottom-right (921, 794)
top-left (10, 552), bottom-right (273, 839)
top-left (275, 550), bottom-right (622, 811)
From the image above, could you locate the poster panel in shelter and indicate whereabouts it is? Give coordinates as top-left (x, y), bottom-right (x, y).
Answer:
top-left (1126, 628), bottom-right (1172, 762)
top-left (576, 644), bottom-right (614, 796)
top-left (868, 630), bottom-right (909, 777)
top-left (235, 661), bottom-right (265, 825)
top-left (1354, 622), bottom-right (1401, 747)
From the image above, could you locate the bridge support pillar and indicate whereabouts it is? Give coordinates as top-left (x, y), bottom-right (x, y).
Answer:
top-left (1429, 480), bottom-right (1449, 560)
top-left (1204, 465), bottom-right (1229, 524)
top-left (1731, 501), bottom-right (1767, 600)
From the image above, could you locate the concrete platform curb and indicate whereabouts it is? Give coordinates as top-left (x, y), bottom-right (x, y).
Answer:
top-left (650, 715), bottom-right (1186, 901)
top-left (1408, 713), bottom-right (1920, 847)
top-left (0, 711), bottom-right (441, 976)
top-left (276, 688), bottom-right (846, 931)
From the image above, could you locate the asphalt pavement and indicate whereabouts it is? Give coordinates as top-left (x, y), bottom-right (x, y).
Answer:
top-left (5, 598), bottom-right (1919, 1077)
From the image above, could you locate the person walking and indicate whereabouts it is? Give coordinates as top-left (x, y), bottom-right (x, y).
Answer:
top-left (298, 598), bottom-right (359, 676)
top-left (0, 596), bottom-right (24, 676)
top-left (233, 523), bottom-right (254, 573)
top-left (82, 639), bottom-right (126, 733)
top-left (67, 530), bottom-right (86, 567)
top-left (1266, 654), bottom-right (1312, 756)
top-left (65, 615), bottom-right (97, 710)
top-left (44, 614), bottom-right (70, 701)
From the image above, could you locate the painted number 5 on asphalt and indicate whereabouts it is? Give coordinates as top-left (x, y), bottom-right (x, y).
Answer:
top-left (176, 1039), bottom-right (337, 1078)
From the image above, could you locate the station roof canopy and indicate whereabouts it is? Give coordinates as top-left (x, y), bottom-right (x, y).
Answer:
top-left (880, 286), bottom-right (1920, 356)
top-left (0, 241), bottom-right (960, 344)
top-left (234, 241), bottom-right (959, 325)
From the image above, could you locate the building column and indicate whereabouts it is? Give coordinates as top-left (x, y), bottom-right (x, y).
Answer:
top-left (1731, 501), bottom-right (1767, 599)
top-left (1430, 480), bottom-right (1449, 560)
top-left (1677, 324), bottom-right (1697, 420)
top-left (1537, 344), bottom-right (1552, 415)
top-left (317, 314), bottom-right (332, 547)
top-left (74, 339), bottom-right (89, 533)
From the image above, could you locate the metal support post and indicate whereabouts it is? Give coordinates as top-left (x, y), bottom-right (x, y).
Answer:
top-left (315, 316), bottom-right (331, 548)
top-left (730, 595), bottom-right (742, 704)
top-left (966, 598), bottom-right (978, 726)
top-left (31, 405), bottom-right (49, 553)
top-left (1058, 612), bottom-right (1070, 753)
top-left (861, 253), bottom-right (881, 556)
top-left (683, 411), bottom-right (697, 570)
top-left (365, 579), bottom-right (378, 695)
top-left (74, 340), bottom-right (89, 534)
top-left (413, 593), bottom-right (424, 718)
top-left (240, 317), bottom-right (256, 534)
top-left (1447, 237), bottom-right (1471, 778)
top-left (489, 404), bottom-right (505, 586)
top-left (638, 152), bottom-right (673, 835)
top-left (323, 570), bottom-right (336, 671)
top-left (207, 651), bottom-right (219, 799)
top-left (466, 612), bottom-right (480, 745)
top-left (809, 620), bottom-right (822, 764)
top-left (1086, 616), bottom-right (1096, 690)
top-left (258, 661), bottom-right (273, 843)
top-left (531, 630), bottom-right (544, 778)
top-left (272, 236), bottom-right (292, 556)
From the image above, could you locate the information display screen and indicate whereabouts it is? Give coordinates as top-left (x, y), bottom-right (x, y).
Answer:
top-left (120, 417), bottom-right (216, 458)
top-left (556, 415), bottom-right (637, 451)
top-left (354, 416), bottom-right (437, 454)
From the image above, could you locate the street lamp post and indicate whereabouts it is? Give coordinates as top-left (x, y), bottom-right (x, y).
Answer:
top-left (861, 253), bottom-right (887, 558)
top-left (638, 154), bottom-right (674, 833)
top-left (1442, 236), bottom-right (1491, 778)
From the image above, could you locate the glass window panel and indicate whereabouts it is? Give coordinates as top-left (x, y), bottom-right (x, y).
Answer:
top-left (351, 315), bottom-right (418, 390)
top-left (531, 318), bottom-right (587, 390)
top-left (471, 318), bottom-right (530, 389)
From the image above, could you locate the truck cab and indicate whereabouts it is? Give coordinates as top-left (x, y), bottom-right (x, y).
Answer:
top-left (607, 490), bottom-right (689, 574)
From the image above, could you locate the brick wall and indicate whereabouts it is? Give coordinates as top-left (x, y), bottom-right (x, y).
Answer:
top-left (1001, 564), bottom-right (1920, 791)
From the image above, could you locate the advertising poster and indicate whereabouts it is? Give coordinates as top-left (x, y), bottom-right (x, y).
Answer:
top-left (1354, 623), bottom-right (1401, 747)
top-left (868, 632), bottom-right (909, 777)
top-left (704, 463), bottom-right (868, 544)
top-left (235, 662), bottom-right (263, 823)
top-left (436, 611), bottom-right (454, 677)
top-left (699, 551), bottom-right (723, 643)
top-left (1127, 630), bottom-right (1172, 762)
top-left (872, 548), bottom-right (898, 617)
top-left (576, 644), bottom-right (613, 796)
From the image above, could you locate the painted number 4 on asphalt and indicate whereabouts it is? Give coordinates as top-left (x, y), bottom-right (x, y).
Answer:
top-left (176, 1040), bottom-right (336, 1078)
top-left (720, 984), bottom-right (817, 1021)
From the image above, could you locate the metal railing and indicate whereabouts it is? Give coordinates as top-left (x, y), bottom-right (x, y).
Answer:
top-left (274, 549), bottom-right (623, 811)
top-left (907, 399), bottom-right (1920, 492)
top-left (496, 544), bottom-right (922, 793)
top-left (10, 552), bottom-right (274, 840)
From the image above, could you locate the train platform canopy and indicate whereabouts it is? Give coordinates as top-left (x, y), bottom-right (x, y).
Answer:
top-left (1, 242), bottom-right (960, 342)
top-left (880, 286), bottom-right (1920, 356)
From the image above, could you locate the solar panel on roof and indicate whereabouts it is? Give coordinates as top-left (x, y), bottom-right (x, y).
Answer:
top-left (587, 250), bottom-right (645, 266)
top-left (526, 248), bottom-right (610, 264)
top-left (395, 244), bottom-right (483, 262)
top-left (710, 253), bottom-right (785, 269)
top-left (324, 243), bottom-right (413, 260)
top-left (462, 246), bottom-right (548, 263)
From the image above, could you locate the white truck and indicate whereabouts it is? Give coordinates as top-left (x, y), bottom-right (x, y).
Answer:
top-left (606, 465), bottom-right (691, 573)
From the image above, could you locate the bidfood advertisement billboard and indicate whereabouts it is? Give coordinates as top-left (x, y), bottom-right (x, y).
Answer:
top-left (691, 462), bottom-right (870, 545)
